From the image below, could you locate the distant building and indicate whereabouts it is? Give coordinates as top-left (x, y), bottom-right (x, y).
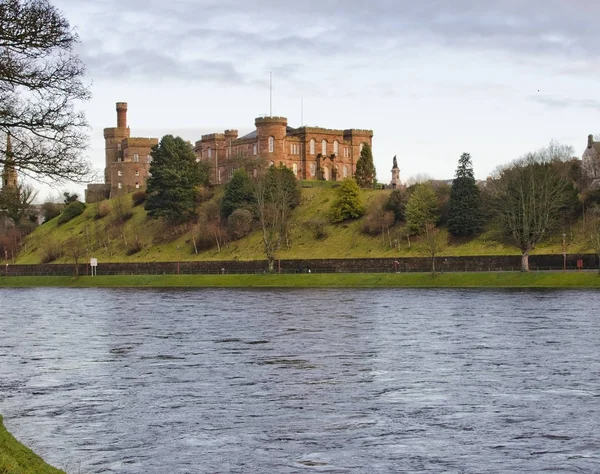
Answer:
top-left (195, 117), bottom-right (373, 184)
top-left (1, 133), bottom-right (18, 191)
top-left (86, 103), bottom-right (158, 203)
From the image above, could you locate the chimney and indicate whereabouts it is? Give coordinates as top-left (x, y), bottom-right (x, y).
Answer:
top-left (116, 102), bottom-right (128, 128)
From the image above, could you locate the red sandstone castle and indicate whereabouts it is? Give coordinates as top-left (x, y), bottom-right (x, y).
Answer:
top-left (86, 103), bottom-right (373, 202)
top-left (195, 116), bottom-right (373, 183)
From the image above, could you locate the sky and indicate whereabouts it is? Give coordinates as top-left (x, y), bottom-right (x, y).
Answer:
top-left (38, 0), bottom-right (600, 199)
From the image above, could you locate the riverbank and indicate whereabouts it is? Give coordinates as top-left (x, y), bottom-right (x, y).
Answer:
top-left (0, 416), bottom-right (65, 474)
top-left (1, 272), bottom-right (599, 288)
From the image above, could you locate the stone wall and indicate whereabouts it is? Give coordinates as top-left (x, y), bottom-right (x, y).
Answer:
top-left (2, 254), bottom-right (598, 277)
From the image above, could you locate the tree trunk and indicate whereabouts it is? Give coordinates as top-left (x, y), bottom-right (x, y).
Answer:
top-left (268, 257), bottom-right (275, 273)
top-left (521, 251), bottom-right (530, 272)
top-left (431, 255), bottom-right (436, 275)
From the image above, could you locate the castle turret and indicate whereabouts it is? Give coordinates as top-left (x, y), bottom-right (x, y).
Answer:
top-left (116, 102), bottom-right (128, 128)
top-left (103, 102), bottom-right (131, 183)
top-left (255, 116), bottom-right (287, 163)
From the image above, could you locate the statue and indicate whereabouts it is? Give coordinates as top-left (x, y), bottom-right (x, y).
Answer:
top-left (390, 155), bottom-right (400, 188)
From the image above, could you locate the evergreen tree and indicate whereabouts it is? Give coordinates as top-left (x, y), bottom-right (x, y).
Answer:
top-left (221, 168), bottom-right (255, 218)
top-left (355, 143), bottom-right (377, 187)
top-left (329, 179), bottom-right (364, 223)
top-left (405, 183), bottom-right (439, 234)
top-left (447, 153), bottom-right (483, 236)
top-left (145, 135), bottom-right (209, 224)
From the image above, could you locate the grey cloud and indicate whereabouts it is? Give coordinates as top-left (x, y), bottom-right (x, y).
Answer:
top-left (64, 0), bottom-right (600, 82)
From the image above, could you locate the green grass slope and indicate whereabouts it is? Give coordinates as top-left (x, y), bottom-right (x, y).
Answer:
top-left (0, 416), bottom-right (65, 474)
top-left (16, 187), bottom-right (594, 264)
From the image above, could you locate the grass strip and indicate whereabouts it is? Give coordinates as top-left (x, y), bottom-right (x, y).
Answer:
top-left (1, 272), bottom-right (600, 288)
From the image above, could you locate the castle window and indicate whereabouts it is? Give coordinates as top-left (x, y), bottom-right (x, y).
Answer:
top-left (117, 182), bottom-right (122, 189)
top-left (322, 139), bottom-right (327, 155)
top-left (333, 140), bottom-right (339, 155)
top-left (343, 165), bottom-right (348, 178)
top-left (146, 155), bottom-right (152, 163)
top-left (117, 170), bottom-right (122, 177)
top-left (310, 163), bottom-right (316, 177)
top-left (269, 136), bottom-right (274, 153)
top-left (253, 143), bottom-right (257, 156)
top-left (135, 170), bottom-right (139, 176)
top-left (117, 143), bottom-right (121, 151)
top-left (290, 144), bottom-right (293, 154)
top-left (208, 148), bottom-right (212, 159)
top-left (292, 163), bottom-right (298, 175)
top-left (133, 153), bottom-right (139, 162)
top-left (135, 182), bottom-right (140, 189)
top-left (310, 139), bottom-right (315, 155)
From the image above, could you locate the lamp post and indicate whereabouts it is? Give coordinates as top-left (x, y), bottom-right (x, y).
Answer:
top-left (562, 233), bottom-right (567, 272)
top-left (177, 245), bottom-right (180, 275)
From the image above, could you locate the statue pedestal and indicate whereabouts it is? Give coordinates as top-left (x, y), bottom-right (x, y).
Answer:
top-left (390, 167), bottom-right (400, 188)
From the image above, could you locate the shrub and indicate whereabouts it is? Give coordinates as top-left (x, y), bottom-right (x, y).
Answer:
top-left (40, 240), bottom-right (62, 263)
top-left (305, 218), bottom-right (329, 240)
top-left (126, 239), bottom-right (145, 255)
top-left (329, 179), bottom-right (364, 223)
top-left (227, 208), bottom-right (254, 240)
top-left (385, 188), bottom-right (409, 223)
top-left (41, 201), bottom-right (63, 223)
top-left (132, 191), bottom-right (147, 206)
top-left (94, 202), bottom-right (110, 220)
top-left (57, 201), bottom-right (86, 225)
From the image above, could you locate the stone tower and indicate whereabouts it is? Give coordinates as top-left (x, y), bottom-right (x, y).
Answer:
top-left (255, 116), bottom-right (288, 164)
top-left (103, 102), bottom-right (130, 184)
top-left (2, 133), bottom-right (18, 190)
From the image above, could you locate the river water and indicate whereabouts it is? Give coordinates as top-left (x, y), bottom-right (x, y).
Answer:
top-left (0, 288), bottom-right (599, 473)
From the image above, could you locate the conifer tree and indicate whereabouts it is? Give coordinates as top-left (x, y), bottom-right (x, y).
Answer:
top-left (447, 153), bottom-right (483, 236)
top-left (145, 135), bottom-right (209, 224)
top-left (355, 143), bottom-right (377, 187)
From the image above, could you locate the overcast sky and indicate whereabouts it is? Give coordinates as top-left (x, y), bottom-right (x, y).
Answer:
top-left (45, 0), bottom-right (600, 198)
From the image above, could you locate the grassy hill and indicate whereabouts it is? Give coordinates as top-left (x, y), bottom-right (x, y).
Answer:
top-left (15, 186), bottom-right (594, 264)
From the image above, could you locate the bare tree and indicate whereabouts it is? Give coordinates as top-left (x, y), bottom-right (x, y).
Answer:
top-left (253, 162), bottom-right (300, 272)
top-left (424, 222), bottom-right (446, 274)
top-left (0, 184), bottom-right (37, 227)
top-left (488, 143), bottom-right (573, 271)
top-left (0, 0), bottom-right (92, 183)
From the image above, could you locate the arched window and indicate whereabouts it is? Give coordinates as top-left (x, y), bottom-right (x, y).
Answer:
top-left (322, 139), bottom-right (327, 155)
top-left (324, 167), bottom-right (329, 180)
top-left (269, 136), bottom-right (274, 153)
top-left (135, 182), bottom-right (140, 189)
top-left (253, 143), bottom-right (257, 156)
top-left (208, 148), bottom-right (212, 159)
top-left (333, 140), bottom-right (339, 155)
top-left (343, 165), bottom-right (348, 178)
top-left (292, 163), bottom-right (298, 175)
top-left (310, 139), bottom-right (315, 155)
top-left (310, 163), bottom-right (316, 176)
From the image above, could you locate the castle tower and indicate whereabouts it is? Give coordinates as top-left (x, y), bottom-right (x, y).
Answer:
top-left (255, 116), bottom-right (287, 164)
top-left (103, 102), bottom-right (130, 184)
top-left (2, 133), bottom-right (18, 190)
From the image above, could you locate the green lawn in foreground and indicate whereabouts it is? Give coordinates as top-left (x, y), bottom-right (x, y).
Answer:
top-left (0, 416), bottom-right (65, 474)
top-left (1, 272), bottom-right (599, 288)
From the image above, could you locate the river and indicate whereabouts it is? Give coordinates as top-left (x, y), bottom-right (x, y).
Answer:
top-left (0, 288), bottom-right (599, 473)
